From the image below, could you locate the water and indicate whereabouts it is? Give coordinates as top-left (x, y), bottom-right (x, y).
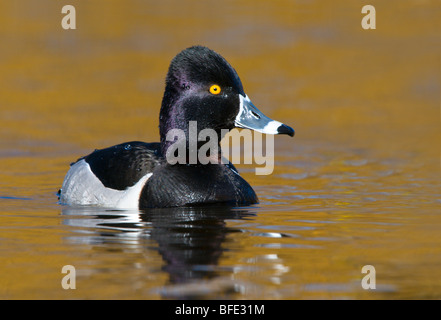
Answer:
top-left (0, 0), bottom-right (440, 299)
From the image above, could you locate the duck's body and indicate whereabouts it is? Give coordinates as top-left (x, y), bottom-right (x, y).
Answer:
top-left (61, 141), bottom-right (257, 208)
top-left (59, 46), bottom-right (294, 209)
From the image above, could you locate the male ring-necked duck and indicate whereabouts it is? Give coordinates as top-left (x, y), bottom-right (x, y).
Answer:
top-left (59, 46), bottom-right (294, 209)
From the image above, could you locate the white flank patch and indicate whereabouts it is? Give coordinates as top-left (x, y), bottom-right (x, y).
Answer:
top-left (59, 159), bottom-right (151, 209)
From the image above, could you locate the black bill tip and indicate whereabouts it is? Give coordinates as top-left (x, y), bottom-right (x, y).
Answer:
top-left (277, 124), bottom-right (295, 137)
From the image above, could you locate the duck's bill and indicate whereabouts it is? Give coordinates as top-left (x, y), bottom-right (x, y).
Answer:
top-left (234, 95), bottom-right (295, 137)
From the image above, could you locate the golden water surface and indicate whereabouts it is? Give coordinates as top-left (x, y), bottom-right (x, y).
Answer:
top-left (0, 0), bottom-right (440, 299)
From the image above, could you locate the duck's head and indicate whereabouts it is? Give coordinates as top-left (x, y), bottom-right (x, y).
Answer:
top-left (159, 46), bottom-right (294, 150)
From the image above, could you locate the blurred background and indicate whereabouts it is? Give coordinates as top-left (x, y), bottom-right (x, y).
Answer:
top-left (0, 0), bottom-right (439, 299)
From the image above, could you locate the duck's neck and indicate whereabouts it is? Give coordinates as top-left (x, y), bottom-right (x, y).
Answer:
top-left (159, 86), bottom-right (227, 165)
top-left (161, 140), bottom-right (224, 165)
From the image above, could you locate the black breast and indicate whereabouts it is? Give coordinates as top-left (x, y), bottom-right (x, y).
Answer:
top-left (139, 163), bottom-right (258, 208)
top-left (79, 141), bottom-right (163, 190)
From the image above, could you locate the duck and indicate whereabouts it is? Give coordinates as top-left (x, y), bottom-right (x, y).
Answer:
top-left (59, 46), bottom-right (294, 209)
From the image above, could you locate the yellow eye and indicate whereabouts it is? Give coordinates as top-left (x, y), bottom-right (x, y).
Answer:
top-left (209, 84), bottom-right (221, 95)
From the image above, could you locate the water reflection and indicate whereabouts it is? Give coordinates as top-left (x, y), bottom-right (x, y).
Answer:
top-left (61, 205), bottom-right (256, 298)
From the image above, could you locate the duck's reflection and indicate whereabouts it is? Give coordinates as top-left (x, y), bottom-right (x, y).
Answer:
top-left (146, 206), bottom-right (253, 284)
top-left (61, 205), bottom-right (256, 294)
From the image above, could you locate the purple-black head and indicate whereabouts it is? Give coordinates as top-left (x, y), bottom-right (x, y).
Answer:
top-left (159, 46), bottom-right (294, 149)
